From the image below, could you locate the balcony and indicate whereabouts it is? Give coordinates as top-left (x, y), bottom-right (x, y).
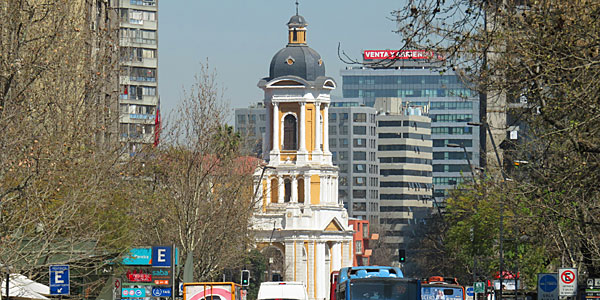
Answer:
top-left (119, 0), bottom-right (157, 9)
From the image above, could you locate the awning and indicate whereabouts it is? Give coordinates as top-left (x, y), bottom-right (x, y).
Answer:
top-left (1, 274), bottom-right (50, 300)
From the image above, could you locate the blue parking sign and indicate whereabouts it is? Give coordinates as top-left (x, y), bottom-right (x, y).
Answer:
top-left (49, 265), bottom-right (70, 295)
top-left (152, 246), bottom-right (172, 267)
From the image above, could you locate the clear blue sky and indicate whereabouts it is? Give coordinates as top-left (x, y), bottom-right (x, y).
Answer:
top-left (158, 0), bottom-right (405, 121)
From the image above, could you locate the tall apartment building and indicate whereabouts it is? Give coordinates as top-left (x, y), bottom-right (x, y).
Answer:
top-left (374, 98), bottom-right (432, 248)
top-left (341, 50), bottom-right (480, 206)
top-left (235, 102), bottom-right (268, 156)
top-left (328, 103), bottom-right (379, 223)
top-left (117, 0), bottom-right (159, 155)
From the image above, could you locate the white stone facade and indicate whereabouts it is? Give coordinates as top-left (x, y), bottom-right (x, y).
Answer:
top-left (250, 14), bottom-right (354, 300)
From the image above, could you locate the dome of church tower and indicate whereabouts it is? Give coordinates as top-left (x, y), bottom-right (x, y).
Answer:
top-left (268, 14), bottom-right (326, 81)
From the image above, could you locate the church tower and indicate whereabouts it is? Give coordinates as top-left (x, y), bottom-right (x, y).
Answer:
top-left (251, 11), bottom-right (354, 300)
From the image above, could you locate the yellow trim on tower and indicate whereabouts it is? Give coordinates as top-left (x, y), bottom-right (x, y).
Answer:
top-left (341, 242), bottom-right (344, 267)
top-left (329, 243), bottom-right (333, 275)
top-left (325, 219), bottom-right (343, 231)
top-left (305, 104), bottom-right (314, 152)
top-left (294, 241), bottom-right (297, 281)
top-left (310, 175), bottom-right (320, 205)
top-left (304, 242), bottom-right (309, 294)
top-left (348, 242), bottom-right (352, 264)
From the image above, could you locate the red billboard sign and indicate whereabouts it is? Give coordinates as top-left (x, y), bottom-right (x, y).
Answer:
top-left (125, 269), bottom-right (152, 283)
top-left (363, 50), bottom-right (435, 60)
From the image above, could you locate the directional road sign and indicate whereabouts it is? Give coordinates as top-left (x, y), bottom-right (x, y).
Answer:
top-left (558, 268), bottom-right (577, 297)
top-left (151, 287), bottom-right (172, 297)
top-left (538, 273), bottom-right (558, 300)
top-left (49, 265), bottom-right (70, 295)
top-left (466, 286), bottom-right (474, 297)
top-left (474, 282), bottom-right (486, 293)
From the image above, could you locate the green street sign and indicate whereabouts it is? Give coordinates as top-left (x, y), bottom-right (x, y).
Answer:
top-left (474, 282), bottom-right (485, 293)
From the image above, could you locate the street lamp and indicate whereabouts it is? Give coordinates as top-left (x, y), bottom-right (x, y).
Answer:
top-left (447, 142), bottom-right (478, 284)
top-left (253, 164), bottom-right (276, 202)
top-left (467, 121), bottom-right (507, 300)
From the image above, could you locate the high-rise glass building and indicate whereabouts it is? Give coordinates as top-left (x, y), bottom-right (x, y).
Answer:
top-left (117, 0), bottom-right (159, 155)
top-left (341, 51), bottom-right (480, 206)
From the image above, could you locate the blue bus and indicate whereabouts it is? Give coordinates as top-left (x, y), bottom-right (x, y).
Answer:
top-left (334, 266), bottom-right (421, 300)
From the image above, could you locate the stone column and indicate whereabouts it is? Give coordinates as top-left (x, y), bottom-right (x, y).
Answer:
top-left (323, 103), bottom-right (329, 153)
top-left (278, 176), bottom-right (284, 203)
top-left (265, 177), bottom-right (271, 204)
top-left (304, 174), bottom-right (311, 205)
top-left (299, 102), bottom-right (306, 152)
top-left (314, 102), bottom-right (322, 153)
top-left (272, 102), bottom-right (279, 152)
top-left (291, 175), bottom-right (298, 203)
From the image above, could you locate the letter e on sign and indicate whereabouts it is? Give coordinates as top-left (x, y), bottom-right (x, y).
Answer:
top-left (152, 246), bottom-right (172, 267)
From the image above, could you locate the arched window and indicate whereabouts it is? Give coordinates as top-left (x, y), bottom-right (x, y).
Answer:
top-left (284, 178), bottom-right (291, 202)
top-left (283, 115), bottom-right (297, 150)
top-left (298, 178), bottom-right (304, 203)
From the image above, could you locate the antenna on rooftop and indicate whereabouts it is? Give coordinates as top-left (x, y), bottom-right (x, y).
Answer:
top-left (295, 0), bottom-right (299, 15)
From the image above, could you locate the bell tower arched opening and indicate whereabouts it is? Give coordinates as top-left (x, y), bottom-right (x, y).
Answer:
top-left (283, 114), bottom-right (297, 150)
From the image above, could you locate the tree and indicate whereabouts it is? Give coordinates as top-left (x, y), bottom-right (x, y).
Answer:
top-left (134, 64), bottom-right (258, 281)
top-left (393, 0), bottom-right (600, 278)
top-left (0, 0), bottom-right (134, 297)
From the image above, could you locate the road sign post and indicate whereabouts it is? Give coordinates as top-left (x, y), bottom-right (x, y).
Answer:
top-left (558, 268), bottom-right (577, 297)
top-left (538, 273), bottom-right (558, 300)
top-left (474, 282), bottom-right (485, 293)
top-left (49, 265), bottom-right (70, 296)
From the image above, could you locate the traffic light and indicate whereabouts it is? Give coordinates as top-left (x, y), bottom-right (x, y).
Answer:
top-left (398, 249), bottom-right (406, 262)
top-left (241, 270), bottom-right (250, 286)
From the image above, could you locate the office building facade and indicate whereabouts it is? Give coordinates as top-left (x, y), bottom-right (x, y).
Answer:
top-left (235, 103), bottom-right (268, 156)
top-left (328, 104), bottom-right (379, 223)
top-left (341, 51), bottom-right (480, 206)
top-left (117, 0), bottom-right (159, 154)
top-left (374, 98), bottom-right (432, 248)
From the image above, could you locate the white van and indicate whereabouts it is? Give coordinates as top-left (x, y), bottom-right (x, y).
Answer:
top-left (257, 282), bottom-right (308, 300)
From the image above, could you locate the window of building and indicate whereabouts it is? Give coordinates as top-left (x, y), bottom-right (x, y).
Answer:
top-left (340, 113), bottom-right (349, 121)
top-left (353, 138), bottom-right (367, 147)
top-left (283, 115), bottom-right (297, 150)
top-left (339, 138), bottom-right (349, 148)
top-left (340, 125), bottom-right (349, 135)
top-left (339, 177), bottom-right (348, 186)
top-left (329, 126), bottom-right (337, 135)
top-left (353, 190), bottom-right (367, 198)
top-left (329, 113), bottom-right (337, 121)
top-left (339, 151), bottom-right (349, 160)
top-left (354, 164), bottom-right (366, 173)
top-left (353, 113), bottom-right (367, 122)
top-left (353, 202), bottom-right (366, 212)
top-left (329, 138), bottom-right (337, 147)
top-left (353, 126), bottom-right (366, 135)
top-left (237, 115), bottom-right (246, 124)
top-left (355, 240), bottom-right (363, 254)
top-left (353, 151), bottom-right (366, 160)
top-left (339, 164), bottom-right (349, 173)
top-left (354, 177), bottom-right (367, 186)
